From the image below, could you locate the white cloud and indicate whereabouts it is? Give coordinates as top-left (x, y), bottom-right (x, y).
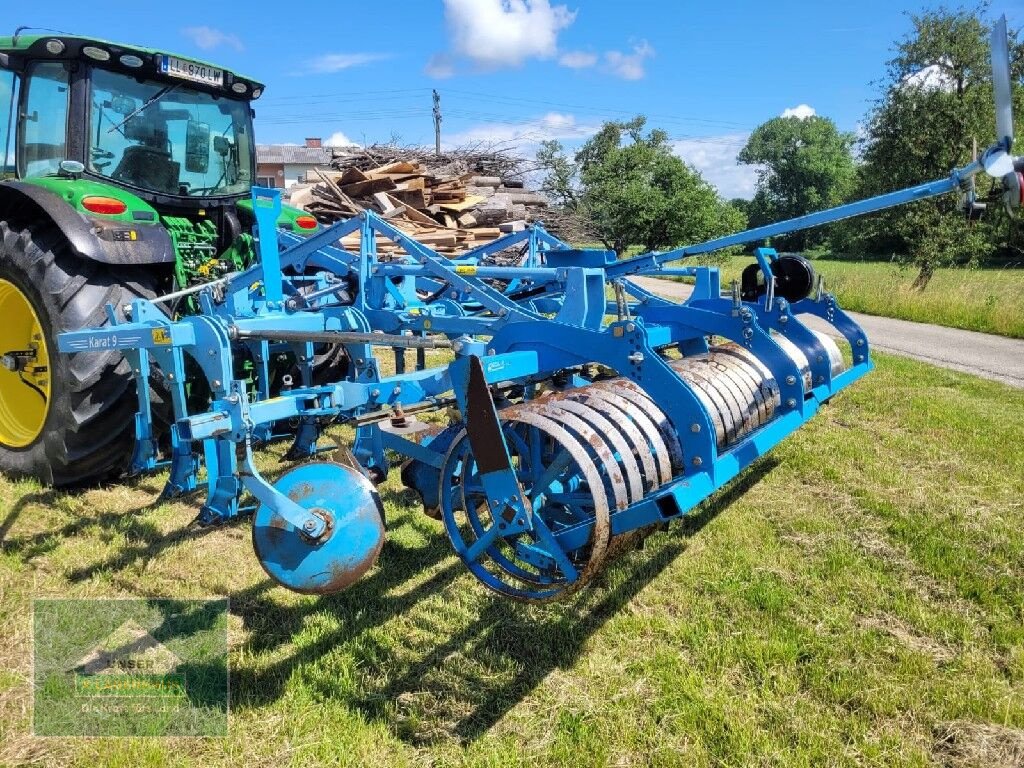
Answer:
top-left (559, 50), bottom-right (598, 69)
top-left (425, 54), bottom-right (456, 79)
top-left (445, 111), bottom-right (599, 151)
top-left (326, 132), bottom-right (358, 147)
top-left (781, 104), bottom-right (816, 120)
top-left (305, 53), bottom-right (390, 74)
top-left (902, 61), bottom-right (956, 91)
top-left (439, 0), bottom-right (576, 69)
top-left (182, 26), bottom-right (243, 52)
top-left (604, 40), bottom-right (655, 80)
top-left (672, 134), bottom-right (758, 200)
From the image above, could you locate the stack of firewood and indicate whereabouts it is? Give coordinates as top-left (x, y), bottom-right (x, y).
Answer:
top-left (287, 144), bottom-right (552, 256)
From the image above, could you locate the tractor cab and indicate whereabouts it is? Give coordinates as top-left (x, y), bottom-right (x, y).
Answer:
top-left (0, 33), bottom-right (262, 207)
top-left (0, 32), bottom-right (320, 486)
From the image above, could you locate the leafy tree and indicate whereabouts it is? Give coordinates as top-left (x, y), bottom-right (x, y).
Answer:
top-left (842, 3), bottom-right (1024, 287)
top-left (537, 117), bottom-right (741, 254)
top-left (737, 115), bottom-right (856, 251)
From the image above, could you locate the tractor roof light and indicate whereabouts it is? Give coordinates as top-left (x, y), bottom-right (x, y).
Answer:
top-left (295, 216), bottom-right (318, 230)
top-left (119, 54), bottom-right (143, 68)
top-left (231, 82), bottom-right (247, 94)
top-left (82, 46), bottom-right (110, 61)
top-left (45, 39), bottom-right (66, 55)
top-left (81, 196), bottom-right (127, 215)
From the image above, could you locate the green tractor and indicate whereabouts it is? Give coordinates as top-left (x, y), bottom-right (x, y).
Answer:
top-left (0, 31), bottom-right (322, 486)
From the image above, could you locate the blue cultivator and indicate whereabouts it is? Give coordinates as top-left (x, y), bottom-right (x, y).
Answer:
top-left (57, 20), bottom-right (1020, 601)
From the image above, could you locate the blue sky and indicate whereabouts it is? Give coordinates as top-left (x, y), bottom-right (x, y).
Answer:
top-left (17, 0), bottom-right (1024, 198)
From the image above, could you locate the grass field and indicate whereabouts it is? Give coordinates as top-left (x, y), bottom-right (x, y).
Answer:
top-left (702, 257), bottom-right (1024, 339)
top-left (1, 353), bottom-right (1023, 767)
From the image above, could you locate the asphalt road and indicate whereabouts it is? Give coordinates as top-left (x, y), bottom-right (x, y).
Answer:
top-left (628, 276), bottom-right (1024, 389)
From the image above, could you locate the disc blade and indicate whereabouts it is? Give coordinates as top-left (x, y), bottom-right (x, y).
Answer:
top-left (984, 148), bottom-right (1016, 177)
top-left (991, 15), bottom-right (1014, 150)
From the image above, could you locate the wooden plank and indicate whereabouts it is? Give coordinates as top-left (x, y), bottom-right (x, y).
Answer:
top-left (372, 191), bottom-right (397, 212)
top-left (395, 177), bottom-right (426, 191)
top-left (468, 227), bottom-right (502, 239)
top-left (438, 194), bottom-right (487, 212)
top-left (339, 176), bottom-right (398, 198)
top-left (394, 201), bottom-right (437, 226)
top-left (313, 168), bottom-right (361, 214)
top-left (338, 167), bottom-right (369, 185)
top-left (390, 188), bottom-right (428, 210)
top-left (369, 161), bottom-right (419, 175)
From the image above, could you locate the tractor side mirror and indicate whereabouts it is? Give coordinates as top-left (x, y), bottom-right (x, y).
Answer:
top-left (185, 120), bottom-right (210, 174)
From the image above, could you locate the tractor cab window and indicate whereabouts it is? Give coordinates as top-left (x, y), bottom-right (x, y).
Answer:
top-left (88, 68), bottom-right (253, 197)
top-left (19, 62), bottom-right (69, 178)
top-left (0, 68), bottom-right (16, 176)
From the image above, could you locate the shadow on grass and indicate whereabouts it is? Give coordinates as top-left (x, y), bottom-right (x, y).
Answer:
top-left (0, 489), bottom-right (63, 545)
top-left (0, 459), bottom-right (305, 576)
top-left (6, 437), bottom-right (779, 745)
top-left (229, 456), bottom-right (780, 745)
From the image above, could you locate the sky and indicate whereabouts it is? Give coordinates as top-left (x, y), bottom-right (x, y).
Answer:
top-left (13, 0), bottom-right (1024, 199)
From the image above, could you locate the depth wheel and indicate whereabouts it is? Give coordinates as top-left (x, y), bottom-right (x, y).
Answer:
top-left (0, 221), bottom-right (165, 485)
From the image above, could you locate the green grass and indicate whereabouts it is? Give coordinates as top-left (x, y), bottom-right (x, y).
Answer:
top-left (699, 256), bottom-right (1024, 339)
top-left (1, 354), bottom-right (1024, 766)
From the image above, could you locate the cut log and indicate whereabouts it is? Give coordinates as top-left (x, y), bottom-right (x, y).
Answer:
top-left (469, 175), bottom-right (502, 187)
top-left (506, 191), bottom-right (548, 206)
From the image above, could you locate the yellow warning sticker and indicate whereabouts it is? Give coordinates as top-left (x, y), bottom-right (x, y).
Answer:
top-left (455, 265), bottom-right (478, 276)
top-left (151, 328), bottom-right (172, 345)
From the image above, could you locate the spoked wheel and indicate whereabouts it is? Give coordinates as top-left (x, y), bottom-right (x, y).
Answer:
top-left (440, 408), bottom-right (612, 602)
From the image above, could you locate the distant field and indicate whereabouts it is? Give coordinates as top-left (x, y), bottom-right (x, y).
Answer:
top-left (2, 353), bottom-right (1023, 766)
top-left (702, 256), bottom-right (1024, 339)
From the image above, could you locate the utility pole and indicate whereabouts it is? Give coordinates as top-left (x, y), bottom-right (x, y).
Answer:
top-left (433, 89), bottom-right (442, 156)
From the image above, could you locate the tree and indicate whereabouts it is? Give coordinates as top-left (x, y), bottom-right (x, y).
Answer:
top-left (737, 115), bottom-right (856, 251)
top-left (537, 117), bottom-right (741, 254)
top-left (843, 3), bottom-right (1024, 286)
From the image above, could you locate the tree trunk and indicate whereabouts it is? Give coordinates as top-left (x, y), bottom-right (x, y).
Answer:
top-left (911, 260), bottom-right (934, 291)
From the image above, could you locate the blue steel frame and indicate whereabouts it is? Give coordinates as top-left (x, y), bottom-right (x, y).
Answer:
top-left (54, 140), bottom-right (990, 592)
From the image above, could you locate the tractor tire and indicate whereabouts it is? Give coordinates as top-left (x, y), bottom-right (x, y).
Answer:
top-left (0, 220), bottom-right (166, 486)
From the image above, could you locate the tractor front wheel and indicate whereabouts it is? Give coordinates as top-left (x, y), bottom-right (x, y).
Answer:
top-left (0, 221), bottom-right (164, 486)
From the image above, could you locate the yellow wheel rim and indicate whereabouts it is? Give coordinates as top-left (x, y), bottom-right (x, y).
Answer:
top-left (0, 279), bottom-right (51, 448)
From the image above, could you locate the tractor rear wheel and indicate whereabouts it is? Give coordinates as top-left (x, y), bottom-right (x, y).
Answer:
top-left (0, 221), bottom-right (164, 486)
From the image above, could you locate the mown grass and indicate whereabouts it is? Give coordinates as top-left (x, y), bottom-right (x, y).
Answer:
top-left (697, 256), bottom-right (1024, 339)
top-left (1, 353), bottom-right (1023, 767)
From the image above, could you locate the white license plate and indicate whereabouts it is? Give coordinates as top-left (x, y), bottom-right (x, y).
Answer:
top-left (159, 55), bottom-right (223, 87)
